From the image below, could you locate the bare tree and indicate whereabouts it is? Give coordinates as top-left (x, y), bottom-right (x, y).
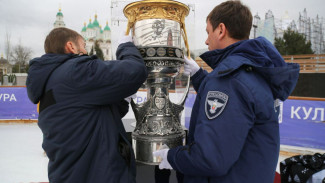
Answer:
top-left (10, 41), bottom-right (32, 73)
top-left (5, 31), bottom-right (11, 63)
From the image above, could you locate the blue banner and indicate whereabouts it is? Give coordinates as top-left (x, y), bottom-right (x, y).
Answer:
top-left (184, 92), bottom-right (196, 129)
top-left (1, 87), bottom-right (324, 150)
top-left (280, 99), bottom-right (325, 149)
top-left (0, 87), bottom-right (38, 120)
top-left (184, 94), bottom-right (325, 150)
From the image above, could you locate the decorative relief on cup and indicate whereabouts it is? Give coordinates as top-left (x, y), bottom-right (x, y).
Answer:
top-left (124, 2), bottom-right (189, 25)
top-left (152, 20), bottom-right (166, 40)
top-left (137, 47), bottom-right (184, 59)
top-left (145, 60), bottom-right (181, 67)
top-left (146, 48), bottom-right (156, 57)
top-left (155, 97), bottom-right (166, 110)
top-left (157, 47), bottom-right (167, 57)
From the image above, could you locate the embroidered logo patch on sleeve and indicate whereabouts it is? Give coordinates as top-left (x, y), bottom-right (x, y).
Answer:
top-left (205, 91), bottom-right (228, 119)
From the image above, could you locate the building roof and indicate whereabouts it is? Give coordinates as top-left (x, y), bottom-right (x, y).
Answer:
top-left (84, 14), bottom-right (110, 31)
top-left (0, 54), bottom-right (9, 64)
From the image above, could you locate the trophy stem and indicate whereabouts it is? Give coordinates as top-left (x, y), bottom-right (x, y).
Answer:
top-left (131, 76), bottom-right (186, 164)
top-left (147, 77), bottom-right (171, 102)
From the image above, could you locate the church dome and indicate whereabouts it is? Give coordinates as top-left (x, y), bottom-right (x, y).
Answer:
top-left (104, 21), bottom-right (111, 31)
top-left (92, 14), bottom-right (100, 28)
top-left (0, 54), bottom-right (8, 64)
top-left (56, 8), bottom-right (63, 17)
top-left (81, 22), bottom-right (87, 32)
top-left (87, 19), bottom-right (94, 29)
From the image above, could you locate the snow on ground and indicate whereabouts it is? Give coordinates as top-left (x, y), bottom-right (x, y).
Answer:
top-left (0, 123), bottom-right (48, 183)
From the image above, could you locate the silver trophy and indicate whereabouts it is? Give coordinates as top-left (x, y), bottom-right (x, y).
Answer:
top-left (124, 0), bottom-right (191, 165)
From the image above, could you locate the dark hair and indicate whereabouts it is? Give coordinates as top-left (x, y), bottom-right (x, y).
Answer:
top-left (207, 0), bottom-right (252, 40)
top-left (44, 27), bottom-right (82, 54)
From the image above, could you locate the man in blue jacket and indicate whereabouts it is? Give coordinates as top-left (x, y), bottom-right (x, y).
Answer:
top-left (153, 1), bottom-right (300, 182)
top-left (26, 27), bottom-right (147, 183)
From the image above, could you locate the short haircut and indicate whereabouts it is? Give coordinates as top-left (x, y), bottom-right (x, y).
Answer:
top-left (207, 0), bottom-right (252, 40)
top-left (44, 27), bottom-right (82, 54)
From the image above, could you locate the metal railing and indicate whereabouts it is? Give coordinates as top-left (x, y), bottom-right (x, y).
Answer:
top-left (195, 54), bottom-right (325, 73)
top-left (283, 54), bottom-right (325, 73)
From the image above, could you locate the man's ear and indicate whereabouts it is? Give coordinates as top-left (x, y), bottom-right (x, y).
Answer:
top-left (64, 41), bottom-right (77, 54)
top-left (218, 23), bottom-right (227, 40)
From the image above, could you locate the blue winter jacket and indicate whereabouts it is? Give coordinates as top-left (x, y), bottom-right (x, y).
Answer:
top-left (167, 37), bottom-right (300, 183)
top-left (26, 42), bottom-right (147, 183)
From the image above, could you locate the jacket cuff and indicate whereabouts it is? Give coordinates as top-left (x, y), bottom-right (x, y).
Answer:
top-left (167, 147), bottom-right (178, 170)
top-left (191, 68), bottom-right (203, 81)
top-left (117, 41), bottom-right (135, 48)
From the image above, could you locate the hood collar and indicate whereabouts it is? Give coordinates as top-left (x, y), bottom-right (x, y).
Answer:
top-left (26, 53), bottom-right (76, 104)
top-left (200, 40), bottom-right (244, 70)
top-left (198, 37), bottom-right (300, 101)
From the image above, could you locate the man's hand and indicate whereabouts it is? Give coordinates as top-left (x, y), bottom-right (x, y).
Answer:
top-left (183, 55), bottom-right (200, 77)
top-left (124, 93), bottom-right (136, 103)
top-left (152, 144), bottom-right (173, 170)
top-left (118, 31), bottom-right (133, 45)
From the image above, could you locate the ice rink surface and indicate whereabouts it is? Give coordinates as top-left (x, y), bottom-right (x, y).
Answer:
top-left (0, 123), bottom-right (48, 182)
top-left (0, 123), bottom-right (312, 183)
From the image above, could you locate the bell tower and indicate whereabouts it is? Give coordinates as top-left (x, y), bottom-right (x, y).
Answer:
top-left (53, 7), bottom-right (66, 28)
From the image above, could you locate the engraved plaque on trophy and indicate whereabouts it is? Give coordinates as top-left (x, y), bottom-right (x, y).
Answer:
top-left (124, 0), bottom-right (190, 165)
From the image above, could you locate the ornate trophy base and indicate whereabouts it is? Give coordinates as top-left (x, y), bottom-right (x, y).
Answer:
top-left (132, 131), bottom-right (186, 165)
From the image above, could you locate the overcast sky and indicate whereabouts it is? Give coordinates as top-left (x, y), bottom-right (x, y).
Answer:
top-left (0, 0), bottom-right (324, 59)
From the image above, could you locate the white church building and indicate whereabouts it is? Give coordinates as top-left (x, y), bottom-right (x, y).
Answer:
top-left (53, 9), bottom-right (112, 60)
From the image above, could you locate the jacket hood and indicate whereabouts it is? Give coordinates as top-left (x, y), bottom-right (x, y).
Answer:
top-left (200, 37), bottom-right (300, 100)
top-left (26, 53), bottom-right (76, 104)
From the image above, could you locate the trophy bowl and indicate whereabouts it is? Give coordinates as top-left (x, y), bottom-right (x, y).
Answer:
top-left (124, 0), bottom-right (190, 165)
